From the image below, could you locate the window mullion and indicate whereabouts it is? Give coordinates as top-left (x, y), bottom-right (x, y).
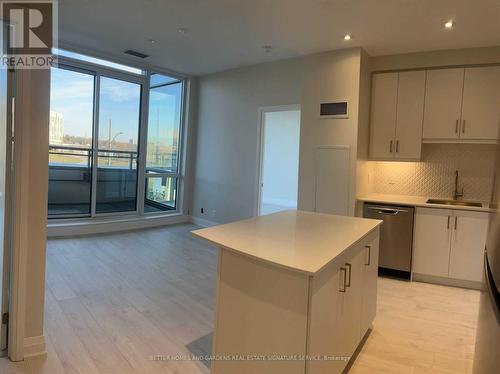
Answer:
top-left (90, 74), bottom-right (100, 217)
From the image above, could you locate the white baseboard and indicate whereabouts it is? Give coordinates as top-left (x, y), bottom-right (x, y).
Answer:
top-left (48, 213), bottom-right (190, 238)
top-left (412, 273), bottom-right (481, 290)
top-left (23, 335), bottom-right (46, 359)
top-left (190, 215), bottom-right (218, 228)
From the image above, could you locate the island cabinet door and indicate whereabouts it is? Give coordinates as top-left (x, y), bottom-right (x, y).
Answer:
top-left (307, 260), bottom-right (348, 374)
top-left (337, 248), bottom-right (364, 357)
top-left (360, 234), bottom-right (380, 337)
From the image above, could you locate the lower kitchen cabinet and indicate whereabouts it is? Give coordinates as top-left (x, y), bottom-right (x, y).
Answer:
top-left (413, 207), bottom-right (488, 284)
top-left (413, 208), bottom-right (453, 277)
top-left (308, 230), bottom-right (379, 374)
top-left (360, 237), bottom-right (379, 336)
top-left (449, 210), bottom-right (489, 282)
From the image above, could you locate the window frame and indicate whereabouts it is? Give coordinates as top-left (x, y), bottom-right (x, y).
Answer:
top-left (141, 76), bottom-right (185, 216)
top-left (49, 51), bottom-right (187, 220)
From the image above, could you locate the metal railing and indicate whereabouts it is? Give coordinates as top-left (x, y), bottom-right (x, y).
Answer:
top-left (49, 145), bottom-right (138, 170)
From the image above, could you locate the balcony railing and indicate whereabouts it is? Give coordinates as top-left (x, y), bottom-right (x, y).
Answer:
top-left (48, 145), bottom-right (176, 216)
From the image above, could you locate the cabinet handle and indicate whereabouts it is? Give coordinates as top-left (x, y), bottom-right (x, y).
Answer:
top-left (396, 140), bottom-right (399, 153)
top-left (365, 245), bottom-right (371, 266)
top-left (462, 120), bottom-right (466, 134)
top-left (389, 140), bottom-right (393, 153)
top-left (339, 267), bottom-right (347, 292)
top-left (455, 119), bottom-right (459, 134)
top-left (345, 263), bottom-right (352, 287)
top-left (447, 216), bottom-right (450, 229)
top-left (454, 216), bottom-right (458, 230)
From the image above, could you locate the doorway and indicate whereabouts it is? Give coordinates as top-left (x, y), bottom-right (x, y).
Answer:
top-left (257, 105), bottom-right (301, 216)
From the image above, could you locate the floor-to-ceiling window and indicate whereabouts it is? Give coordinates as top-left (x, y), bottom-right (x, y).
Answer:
top-left (48, 50), bottom-right (185, 219)
top-left (144, 73), bottom-right (183, 212)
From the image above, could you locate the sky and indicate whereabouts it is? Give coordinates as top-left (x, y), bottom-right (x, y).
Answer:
top-left (50, 68), bottom-right (181, 146)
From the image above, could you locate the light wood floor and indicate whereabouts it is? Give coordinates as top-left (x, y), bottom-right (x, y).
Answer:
top-left (0, 224), bottom-right (480, 373)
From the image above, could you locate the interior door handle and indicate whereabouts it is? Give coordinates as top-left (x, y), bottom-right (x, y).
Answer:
top-left (462, 120), bottom-right (466, 134)
top-left (455, 119), bottom-right (459, 134)
top-left (455, 216), bottom-right (458, 230)
top-left (396, 140), bottom-right (399, 153)
top-left (447, 216), bottom-right (450, 229)
top-left (389, 140), bottom-right (393, 153)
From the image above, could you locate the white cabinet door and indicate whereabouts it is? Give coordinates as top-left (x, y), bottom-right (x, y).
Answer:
top-left (308, 260), bottom-right (345, 374)
top-left (461, 66), bottom-right (500, 141)
top-left (413, 208), bottom-right (452, 277)
top-left (360, 235), bottom-right (379, 337)
top-left (449, 210), bottom-right (489, 282)
top-left (338, 248), bottom-right (364, 357)
top-left (394, 71), bottom-right (426, 159)
top-left (423, 68), bottom-right (464, 140)
top-left (369, 73), bottom-right (397, 159)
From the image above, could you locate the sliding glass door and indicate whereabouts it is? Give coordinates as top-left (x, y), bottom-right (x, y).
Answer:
top-left (48, 66), bottom-right (143, 217)
top-left (96, 77), bottom-right (141, 214)
top-left (48, 67), bottom-right (95, 216)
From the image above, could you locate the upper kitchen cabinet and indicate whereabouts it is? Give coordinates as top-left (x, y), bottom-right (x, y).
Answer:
top-left (369, 73), bottom-right (397, 159)
top-left (423, 68), bottom-right (464, 140)
top-left (369, 71), bottom-right (425, 160)
top-left (461, 66), bottom-right (500, 141)
top-left (423, 66), bottom-right (500, 143)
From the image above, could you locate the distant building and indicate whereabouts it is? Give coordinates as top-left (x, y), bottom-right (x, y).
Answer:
top-left (50, 111), bottom-right (64, 144)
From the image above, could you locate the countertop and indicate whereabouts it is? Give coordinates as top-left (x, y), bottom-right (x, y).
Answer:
top-left (358, 193), bottom-right (493, 212)
top-left (192, 210), bottom-right (382, 275)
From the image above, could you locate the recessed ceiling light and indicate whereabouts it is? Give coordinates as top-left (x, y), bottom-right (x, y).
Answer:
top-left (177, 27), bottom-right (188, 34)
top-left (344, 34), bottom-right (352, 41)
top-left (149, 39), bottom-right (156, 44)
top-left (444, 20), bottom-right (455, 29)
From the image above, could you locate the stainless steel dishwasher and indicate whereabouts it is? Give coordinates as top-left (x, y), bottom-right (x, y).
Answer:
top-left (363, 203), bottom-right (414, 279)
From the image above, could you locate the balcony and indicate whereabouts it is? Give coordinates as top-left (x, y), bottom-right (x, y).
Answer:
top-left (48, 145), bottom-right (177, 217)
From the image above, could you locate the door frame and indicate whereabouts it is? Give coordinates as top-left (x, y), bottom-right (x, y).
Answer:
top-left (255, 104), bottom-right (301, 217)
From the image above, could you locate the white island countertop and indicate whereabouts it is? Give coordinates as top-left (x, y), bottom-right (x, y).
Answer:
top-left (192, 210), bottom-right (382, 275)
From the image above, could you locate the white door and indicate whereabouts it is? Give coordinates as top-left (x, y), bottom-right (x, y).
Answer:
top-left (258, 107), bottom-right (300, 216)
top-left (449, 210), bottom-right (489, 282)
top-left (461, 66), bottom-right (500, 141)
top-left (413, 208), bottom-right (453, 277)
top-left (423, 68), bottom-right (464, 140)
top-left (369, 73), bottom-right (397, 159)
top-left (394, 70), bottom-right (426, 159)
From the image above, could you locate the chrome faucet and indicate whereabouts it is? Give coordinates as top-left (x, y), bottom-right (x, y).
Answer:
top-left (454, 170), bottom-right (464, 200)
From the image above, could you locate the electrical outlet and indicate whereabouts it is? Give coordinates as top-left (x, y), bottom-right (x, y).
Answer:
top-left (211, 209), bottom-right (216, 217)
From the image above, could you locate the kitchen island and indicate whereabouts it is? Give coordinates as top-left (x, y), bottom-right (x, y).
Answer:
top-left (192, 210), bottom-right (382, 374)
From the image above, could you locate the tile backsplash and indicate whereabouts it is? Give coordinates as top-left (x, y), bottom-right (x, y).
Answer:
top-left (372, 144), bottom-right (497, 201)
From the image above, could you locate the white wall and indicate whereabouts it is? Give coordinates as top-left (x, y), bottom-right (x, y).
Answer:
top-left (192, 48), bottom-right (364, 223)
top-left (298, 48), bottom-right (362, 216)
top-left (261, 110), bottom-right (300, 211)
top-left (192, 57), bottom-right (304, 223)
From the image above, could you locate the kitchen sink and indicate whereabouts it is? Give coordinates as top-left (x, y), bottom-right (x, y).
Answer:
top-left (426, 199), bottom-right (483, 208)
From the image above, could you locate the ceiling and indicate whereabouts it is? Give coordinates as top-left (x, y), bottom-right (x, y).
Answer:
top-left (59, 0), bottom-right (500, 76)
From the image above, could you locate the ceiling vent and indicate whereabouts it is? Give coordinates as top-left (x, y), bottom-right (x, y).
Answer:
top-left (124, 49), bottom-right (149, 59)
